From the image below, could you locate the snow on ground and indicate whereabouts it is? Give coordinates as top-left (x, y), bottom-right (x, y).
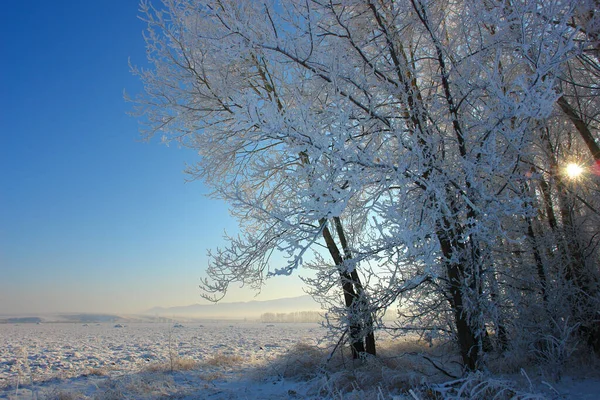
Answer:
top-left (1, 322), bottom-right (600, 399)
top-left (0, 321), bottom-right (326, 399)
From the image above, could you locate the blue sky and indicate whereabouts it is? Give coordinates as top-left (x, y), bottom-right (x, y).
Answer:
top-left (0, 0), bottom-right (305, 314)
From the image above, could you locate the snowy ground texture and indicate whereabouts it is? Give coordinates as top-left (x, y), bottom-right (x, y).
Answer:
top-left (1, 322), bottom-right (599, 399)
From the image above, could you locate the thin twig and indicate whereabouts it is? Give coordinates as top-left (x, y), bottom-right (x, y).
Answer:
top-left (327, 329), bottom-right (347, 363)
top-left (421, 355), bottom-right (459, 379)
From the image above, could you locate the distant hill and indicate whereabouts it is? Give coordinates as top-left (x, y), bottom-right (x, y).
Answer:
top-left (145, 295), bottom-right (320, 319)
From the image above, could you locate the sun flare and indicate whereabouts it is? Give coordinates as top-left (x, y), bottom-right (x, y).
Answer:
top-left (565, 163), bottom-right (583, 179)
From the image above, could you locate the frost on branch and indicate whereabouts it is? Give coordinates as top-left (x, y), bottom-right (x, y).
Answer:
top-left (132, 0), bottom-right (600, 371)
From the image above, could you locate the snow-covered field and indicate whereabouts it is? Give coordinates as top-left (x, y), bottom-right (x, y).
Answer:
top-left (2, 322), bottom-right (600, 399)
top-left (0, 321), bottom-right (326, 399)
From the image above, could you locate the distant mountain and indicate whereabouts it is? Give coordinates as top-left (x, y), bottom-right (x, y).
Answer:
top-left (145, 295), bottom-right (320, 319)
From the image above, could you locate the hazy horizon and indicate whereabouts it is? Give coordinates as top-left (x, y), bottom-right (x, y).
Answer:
top-left (0, 273), bottom-right (310, 316)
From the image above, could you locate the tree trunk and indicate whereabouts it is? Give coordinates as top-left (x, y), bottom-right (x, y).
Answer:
top-left (320, 218), bottom-right (366, 358)
top-left (557, 95), bottom-right (600, 162)
top-left (437, 221), bottom-right (481, 371)
top-left (333, 217), bottom-right (377, 356)
top-left (526, 218), bottom-right (549, 304)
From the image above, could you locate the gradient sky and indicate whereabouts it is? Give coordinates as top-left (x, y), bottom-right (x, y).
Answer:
top-left (0, 0), bottom-right (306, 315)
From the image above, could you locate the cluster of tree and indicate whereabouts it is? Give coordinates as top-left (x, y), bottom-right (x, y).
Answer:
top-left (260, 311), bottom-right (322, 324)
top-left (132, 0), bottom-right (600, 371)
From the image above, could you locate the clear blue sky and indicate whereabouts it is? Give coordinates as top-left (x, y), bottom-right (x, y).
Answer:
top-left (0, 0), bottom-right (305, 315)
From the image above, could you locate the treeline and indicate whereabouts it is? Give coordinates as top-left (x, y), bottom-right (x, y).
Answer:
top-left (260, 311), bottom-right (322, 324)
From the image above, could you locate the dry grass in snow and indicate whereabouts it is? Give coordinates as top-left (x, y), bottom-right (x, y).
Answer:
top-left (143, 356), bottom-right (198, 373)
top-left (3, 323), bottom-right (600, 399)
top-left (202, 352), bottom-right (245, 368)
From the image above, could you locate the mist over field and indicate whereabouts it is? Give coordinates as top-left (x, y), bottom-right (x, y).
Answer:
top-left (145, 295), bottom-right (320, 319)
top-left (0, 295), bottom-right (321, 323)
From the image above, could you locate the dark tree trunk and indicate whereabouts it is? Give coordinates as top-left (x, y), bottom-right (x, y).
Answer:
top-left (488, 269), bottom-right (508, 352)
top-left (321, 218), bottom-right (366, 358)
top-left (333, 217), bottom-right (377, 356)
top-left (526, 218), bottom-right (549, 304)
top-left (437, 222), bottom-right (481, 371)
top-left (299, 147), bottom-right (375, 358)
top-left (557, 95), bottom-right (600, 162)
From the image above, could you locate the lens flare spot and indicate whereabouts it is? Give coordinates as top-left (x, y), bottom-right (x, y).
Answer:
top-left (565, 163), bottom-right (583, 179)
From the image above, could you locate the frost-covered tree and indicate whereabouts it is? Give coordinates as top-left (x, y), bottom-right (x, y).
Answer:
top-left (130, 0), bottom-right (378, 358)
top-left (131, 0), bottom-right (598, 370)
